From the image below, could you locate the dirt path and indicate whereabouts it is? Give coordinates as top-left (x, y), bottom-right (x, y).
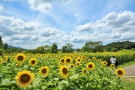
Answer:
top-left (123, 64), bottom-right (135, 77)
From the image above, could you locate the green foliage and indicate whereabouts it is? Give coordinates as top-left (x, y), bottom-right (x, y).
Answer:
top-left (0, 48), bottom-right (4, 55)
top-left (50, 43), bottom-right (58, 54)
top-left (82, 41), bottom-right (104, 53)
top-left (5, 47), bottom-right (25, 53)
top-left (0, 36), bottom-right (3, 49)
top-left (62, 43), bottom-right (73, 53)
top-left (4, 43), bottom-right (8, 50)
top-left (105, 41), bottom-right (135, 51)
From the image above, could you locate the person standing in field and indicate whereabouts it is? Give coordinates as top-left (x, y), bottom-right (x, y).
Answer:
top-left (110, 56), bottom-right (118, 68)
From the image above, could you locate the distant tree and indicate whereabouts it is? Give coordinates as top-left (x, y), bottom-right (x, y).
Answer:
top-left (50, 43), bottom-right (58, 54)
top-left (76, 48), bottom-right (81, 52)
top-left (82, 41), bottom-right (103, 53)
top-left (62, 43), bottom-right (74, 53)
top-left (44, 45), bottom-right (51, 53)
top-left (35, 46), bottom-right (45, 54)
top-left (0, 36), bottom-right (3, 49)
top-left (4, 43), bottom-right (8, 50)
top-left (66, 43), bottom-right (73, 53)
top-left (62, 46), bottom-right (67, 53)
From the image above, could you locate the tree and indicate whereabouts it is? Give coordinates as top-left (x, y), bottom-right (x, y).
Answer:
top-left (62, 46), bottom-right (67, 53)
top-left (82, 41), bottom-right (103, 53)
top-left (0, 36), bottom-right (3, 49)
top-left (4, 43), bottom-right (8, 50)
top-left (50, 43), bottom-right (58, 54)
top-left (35, 46), bottom-right (45, 54)
top-left (76, 48), bottom-right (81, 52)
top-left (62, 43), bottom-right (74, 53)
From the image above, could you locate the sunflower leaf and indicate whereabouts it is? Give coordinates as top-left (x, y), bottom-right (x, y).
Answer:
top-left (69, 74), bottom-right (79, 80)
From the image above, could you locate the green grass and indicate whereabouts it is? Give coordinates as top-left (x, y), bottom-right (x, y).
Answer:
top-left (118, 60), bottom-right (135, 68)
top-left (121, 77), bottom-right (135, 90)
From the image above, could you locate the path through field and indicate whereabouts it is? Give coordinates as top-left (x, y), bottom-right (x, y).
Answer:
top-left (123, 64), bottom-right (135, 77)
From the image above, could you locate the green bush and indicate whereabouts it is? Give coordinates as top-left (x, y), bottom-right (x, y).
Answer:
top-left (0, 48), bottom-right (4, 55)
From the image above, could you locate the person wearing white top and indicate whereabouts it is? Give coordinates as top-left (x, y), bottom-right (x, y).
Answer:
top-left (110, 56), bottom-right (117, 68)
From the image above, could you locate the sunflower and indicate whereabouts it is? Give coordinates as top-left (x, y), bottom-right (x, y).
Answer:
top-left (110, 64), bottom-right (115, 68)
top-left (76, 62), bottom-right (80, 66)
top-left (98, 59), bottom-right (101, 62)
top-left (70, 54), bottom-right (74, 58)
top-left (93, 57), bottom-right (97, 60)
top-left (101, 61), bottom-right (108, 66)
top-left (29, 58), bottom-right (37, 66)
top-left (58, 62), bottom-right (62, 66)
top-left (82, 68), bottom-right (87, 74)
top-left (59, 66), bottom-right (69, 79)
top-left (70, 64), bottom-right (75, 68)
top-left (15, 70), bottom-right (34, 88)
top-left (16, 53), bottom-right (26, 63)
top-left (60, 58), bottom-right (65, 63)
top-left (116, 68), bottom-right (126, 77)
top-left (86, 62), bottom-right (95, 70)
top-left (4, 56), bottom-right (9, 62)
top-left (64, 57), bottom-right (72, 64)
top-left (0, 58), bottom-right (2, 64)
top-left (39, 66), bottom-right (49, 77)
top-left (76, 58), bottom-right (82, 62)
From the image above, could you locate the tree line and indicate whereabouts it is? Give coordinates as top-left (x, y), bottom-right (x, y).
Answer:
top-left (0, 36), bottom-right (135, 55)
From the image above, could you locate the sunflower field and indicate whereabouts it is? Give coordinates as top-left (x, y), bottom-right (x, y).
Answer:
top-left (0, 51), bottom-right (134, 90)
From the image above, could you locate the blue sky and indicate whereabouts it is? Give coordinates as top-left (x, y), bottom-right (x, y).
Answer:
top-left (0, 0), bottom-right (135, 49)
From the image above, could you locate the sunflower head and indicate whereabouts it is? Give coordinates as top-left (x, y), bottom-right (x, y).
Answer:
top-left (70, 64), bottom-right (75, 68)
top-left (93, 57), bottom-right (97, 60)
top-left (64, 57), bottom-right (72, 64)
top-left (76, 58), bottom-right (82, 62)
top-left (76, 62), bottom-right (80, 66)
top-left (29, 58), bottom-right (37, 66)
top-left (16, 53), bottom-right (26, 63)
top-left (101, 61), bottom-right (108, 66)
top-left (116, 68), bottom-right (126, 77)
top-left (110, 64), bottom-right (115, 68)
top-left (86, 62), bottom-right (95, 70)
top-left (39, 66), bottom-right (49, 77)
top-left (59, 66), bottom-right (69, 79)
top-left (98, 59), bottom-right (101, 62)
top-left (60, 58), bottom-right (65, 63)
top-left (15, 70), bottom-right (34, 88)
top-left (82, 68), bottom-right (87, 74)
top-left (58, 62), bottom-right (62, 66)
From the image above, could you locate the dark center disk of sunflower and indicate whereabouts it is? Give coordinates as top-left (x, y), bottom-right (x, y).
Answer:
top-left (62, 68), bottom-right (68, 74)
top-left (20, 74), bottom-right (30, 83)
top-left (78, 59), bottom-right (80, 61)
top-left (88, 64), bottom-right (93, 68)
top-left (118, 70), bottom-right (123, 75)
top-left (71, 65), bottom-right (74, 67)
top-left (17, 56), bottom-right (24, 61)
top-left (31, 60), bottom-right (36, 64)
top-left (84, 70), bottom-right (86, 73)
top-left (61, 59), bottom-right (64, 63)
top-left (66, 59), bottom-right (70, 62)
top-left (42, 68), bottom-right (47, 73)
top-left (77, 63), bottom-right (79, 65)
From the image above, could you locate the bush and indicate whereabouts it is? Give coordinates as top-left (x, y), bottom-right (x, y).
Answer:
top-left (0, 48), bottom-right (5, 55)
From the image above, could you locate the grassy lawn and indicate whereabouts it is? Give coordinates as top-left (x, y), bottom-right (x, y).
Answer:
top-left (121, 77), bottom-right (135, 90)
top-left (118, 60), bottom-right (135, 68)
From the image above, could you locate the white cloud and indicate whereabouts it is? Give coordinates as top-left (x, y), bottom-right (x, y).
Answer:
top-left (27, 0), bottom-right (51, 13)
top-left (0, 15), bottom-right (41, 35)
top-left (27, 0), bottom-right (73, 13)
top-left (0, 4), bottom-right (3, 13)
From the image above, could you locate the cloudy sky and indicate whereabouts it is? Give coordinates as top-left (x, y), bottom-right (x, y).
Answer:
top-left (0, 0), bottom-right (135, 49)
